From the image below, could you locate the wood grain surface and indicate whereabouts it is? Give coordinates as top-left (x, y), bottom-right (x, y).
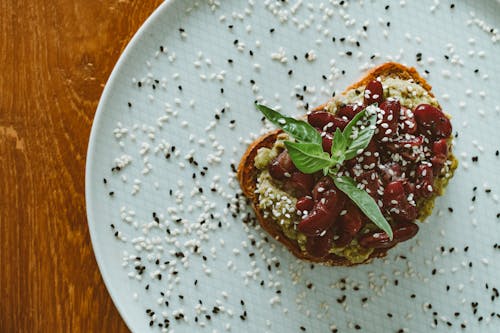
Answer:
top-left (0, 1), bottom-right (163, 332)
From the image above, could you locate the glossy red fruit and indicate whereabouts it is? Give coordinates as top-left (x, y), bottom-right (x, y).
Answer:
top-left (378, 162), bottom-right (402, 184)
top-left (268, 151), bottom-right (297, 180)
top-left (296, 196), bottom-right (314, 212)
top-left (322, 132), bottom-right (333, 154)
top-left (334, 202), bottom-right (365, 247)
top-left (298, 188), bottom-right (346, 236)
top-left (430, 138), bottom-right (448, 173)
top-left (364, 80), bottom-right (384, 105)
top-left (375, 99), bottom-right (400, 139)
top-left (312, 176), bottom-right (335, 201)
top-left (306, 228), bottom-right (334, 258)
top-left (399, 106), bottom-right (418, 134)
top-left (358, 221), bottom-right (419, 248)
top-left (383, 180), bottom-right (417, 222)
top-left (283, 172), bottom-right (314, 197)
top-left (415, 164), bottom-right (434, 199)
top-left (414, 104), bottom-right (452, 139)
top-left (337, 103), bottom-right (363, 119)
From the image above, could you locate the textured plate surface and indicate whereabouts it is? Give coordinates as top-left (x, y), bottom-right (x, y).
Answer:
top-left (86, 1), bottom-right (500, 332)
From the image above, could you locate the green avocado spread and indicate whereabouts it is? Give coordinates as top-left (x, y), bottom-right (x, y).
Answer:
top-left (254, 77), bottom-right (456, 264)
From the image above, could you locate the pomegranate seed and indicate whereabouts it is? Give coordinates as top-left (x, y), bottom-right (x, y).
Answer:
top-left (296, 196), bottom-right (314, 212)
top-left (306, 228), bottom-right (334, 258)
top-left (414, 104), bottom-right (452, 139)
top-left (364, 80), bottom-right (384, 105)
top-left (337, 103), bottom-right (363, 119)
top-left (268, 150), bottom-right (297, 180)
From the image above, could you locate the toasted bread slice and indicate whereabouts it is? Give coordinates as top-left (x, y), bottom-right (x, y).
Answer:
top-left (237, 62), bottom-right (452, 266)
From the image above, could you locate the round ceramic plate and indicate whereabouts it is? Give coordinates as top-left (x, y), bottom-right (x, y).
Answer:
top-left (86, 1), bottom-right (500, 332)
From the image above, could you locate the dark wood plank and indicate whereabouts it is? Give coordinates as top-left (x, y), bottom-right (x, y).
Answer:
top-left (0, 1), bottom-right (163, 331)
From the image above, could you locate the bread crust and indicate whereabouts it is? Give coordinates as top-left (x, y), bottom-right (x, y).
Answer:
top-left (237, 62), bottom-right (442, 266)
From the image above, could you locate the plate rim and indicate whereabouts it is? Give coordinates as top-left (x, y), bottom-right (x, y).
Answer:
top-left (85, 1), bottom-right (174, 331)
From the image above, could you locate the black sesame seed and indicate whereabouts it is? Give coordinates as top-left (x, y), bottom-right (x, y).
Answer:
top-left (346, 51), bottom-right (352, 56)
top-left (450, 4), bottom-right (455, 9)
top-left (300, 326), bottom-right (306, 331)
top-left (270, 28), bottom-right (275, 33)
top-left (385, 5), bottom-right (390, 10)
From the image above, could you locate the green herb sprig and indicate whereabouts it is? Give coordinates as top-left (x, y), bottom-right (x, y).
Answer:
top-left (256, 103), bottom-right (393, 240)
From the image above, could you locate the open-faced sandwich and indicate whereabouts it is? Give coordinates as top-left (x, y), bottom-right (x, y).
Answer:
top-left (238, 62), bottom-right (457, 266)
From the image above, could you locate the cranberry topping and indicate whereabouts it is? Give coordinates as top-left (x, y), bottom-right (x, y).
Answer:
top-left (298, 187), bottom-right (346, 236)
top-left (414, 104), bottom-right (452, 139)
top-left (337, 103), bottom-right (363, 119)
top-left (296, 196), bottom-right (314, 212)
top-left (383, 180), bottom-right (417, 222)
top-left (364, 80), bottom-right (384, 105)
top-left (268, 150), bottom-right (297, 180)
top-left (306, 228), bottom-right (334, 258)
top-left (358, 221), bottom-right (419, 249)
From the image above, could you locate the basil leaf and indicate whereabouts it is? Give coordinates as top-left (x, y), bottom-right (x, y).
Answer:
top-left (256, 104), bottom-right (322, 145)
top-left (342, 106), bottom-right (368, 142)
top-left (344, 112), bottom-right (377, 160)
top-left (284, 141), bottom-right (333, 174)
top-left (333, 175), bottom-right (393, 240)
top-left (330, 127), bottom-right (347, 164)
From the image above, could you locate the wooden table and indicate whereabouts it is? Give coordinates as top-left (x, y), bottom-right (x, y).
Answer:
top-left (0, 1), bottom-right (163, 331)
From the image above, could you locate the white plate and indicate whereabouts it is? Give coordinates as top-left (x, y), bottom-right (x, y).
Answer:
top-left (86, 1), bottom-right (500, 332)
